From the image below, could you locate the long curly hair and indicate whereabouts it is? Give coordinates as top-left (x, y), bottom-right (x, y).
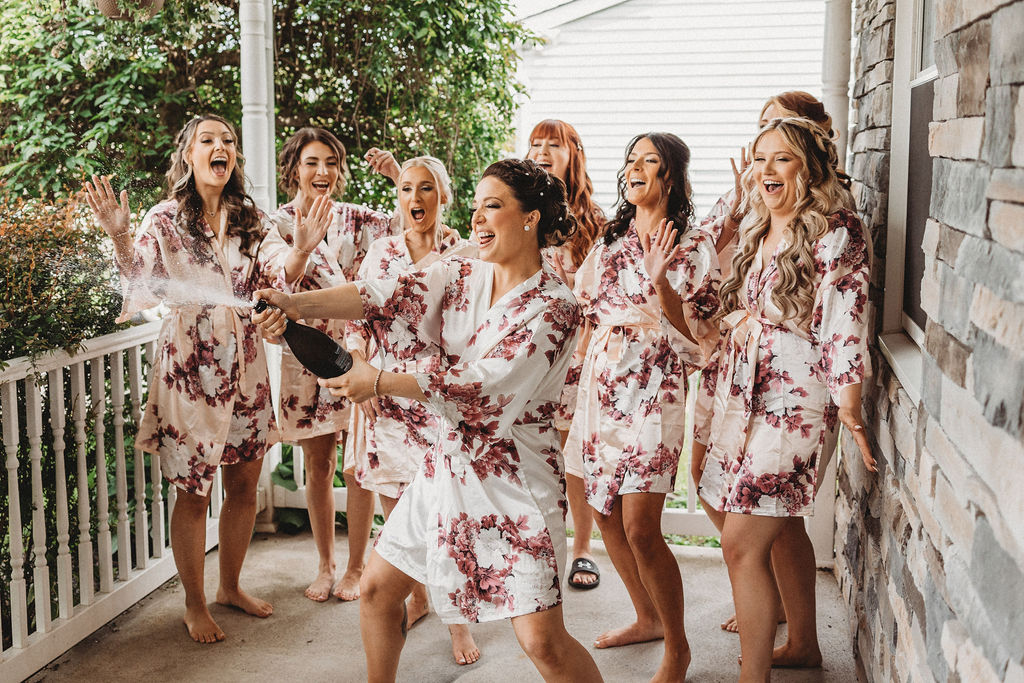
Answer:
top-left (602, 132), bottom-right (695, 246)
top-left (760, 91), bottom-right (851, 186)
top-left (482, 158), bottom-right (578, 249)
top-left (719, 117), bottom-right (852, 327)
top-left (277, 127), bottom-right (349, 199)
top-left (526, 119), bottom-right (605, 267)
top-left (165, 114), bottom-right (264, 259)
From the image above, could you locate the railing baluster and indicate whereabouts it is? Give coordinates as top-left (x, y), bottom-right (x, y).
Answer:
top-left (25, 374), bottom-right (52, 633)
top-left (144, 340), bottom-right (166, 557)
top-left (127, 345), bottom-right (149, 567)
top-left (2, 380), bottom-right (30, 646)
top-left (294, 443), bottom-right (306, 489)
top-left (210, 468), bottom-right (224, 518)
top-left (70, 363), bottom-right (94, 605)
top-left (109, 352), bottom-right (132, 580)
top-left (90, 357), bottom-right (114, 593)
top-left (686, 372), bottom-right (700, 513)
top-left (48, 368), bottom-right (75, 620)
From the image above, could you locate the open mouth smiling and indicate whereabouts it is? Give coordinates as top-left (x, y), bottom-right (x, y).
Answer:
top-left (476, 230), bottom-right (495, 247)
top-left (763, 180), bottom-right (784, 194)
top-left (410, 207), bottom-right (426, 221)
top-left (312, 180), bottom-right (331, 192)
top-left (211, 158), bottom-right (228, 175)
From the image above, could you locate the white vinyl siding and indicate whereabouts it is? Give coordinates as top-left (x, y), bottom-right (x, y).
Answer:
top-left (516, 0), bottom-right (827, 217)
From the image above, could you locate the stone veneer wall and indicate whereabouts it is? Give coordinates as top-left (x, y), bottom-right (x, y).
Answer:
top-left (835, 0), bottom-right (1024, 680)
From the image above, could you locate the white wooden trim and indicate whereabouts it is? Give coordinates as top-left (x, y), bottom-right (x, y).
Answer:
top-left (879, 332), bottom-right (924, 404)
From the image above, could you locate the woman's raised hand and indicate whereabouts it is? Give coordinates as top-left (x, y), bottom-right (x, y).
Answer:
top-left (364, 147), bottom-right (401, 184)
top-left (728, 146), bottom-right (751, 217)
top-left (318, 353), bottom-right (378, 403)
top-left (83, 175), bottom-right (131, 238)
top-left (640, 219), bottom-right (680, 286)
top-left (292, 193), bottom-right (333, 255)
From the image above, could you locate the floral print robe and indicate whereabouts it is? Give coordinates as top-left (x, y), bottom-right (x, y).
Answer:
top-left (116, 200), bottom-right (280, 495)
top-left (264, 201), bottom-right (394, 441)
top-left (543, 244), bottom-right (587, 434)
top-left (698, 209), bottom-right (870, 517)
top-left (344, 230), bottom-right (477, 498)
top-left (361, 257), bottom-right (580, 623)
top-left (564, 222), bottom-right (720, 515)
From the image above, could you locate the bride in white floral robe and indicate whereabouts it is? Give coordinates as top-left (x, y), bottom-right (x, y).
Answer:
top-left (357, 257), bottom-right (579, 622)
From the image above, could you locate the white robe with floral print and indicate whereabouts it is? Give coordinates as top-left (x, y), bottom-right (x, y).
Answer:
top-left (360, 257), bottom-right (580, 624)
top-left (344, 230), bottom-right (477, 498)
top-left (264, 201), bottom-right (395, 442)
top-left (698, 209), bottom-right (870, 517)
top-left (116, 200), bottom-right (280, 495)
top-left (565, 222), bottom-right (720, 515)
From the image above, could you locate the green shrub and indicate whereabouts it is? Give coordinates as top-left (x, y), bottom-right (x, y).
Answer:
top-left (0, 188), bottom-right (126, 366)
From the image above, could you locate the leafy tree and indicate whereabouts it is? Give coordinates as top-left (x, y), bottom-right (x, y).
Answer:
top-left (0, 0), bottom-right (535, 227)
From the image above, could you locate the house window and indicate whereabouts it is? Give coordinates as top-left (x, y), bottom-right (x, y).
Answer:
top-left (880, 0), bottom-right (936, 399)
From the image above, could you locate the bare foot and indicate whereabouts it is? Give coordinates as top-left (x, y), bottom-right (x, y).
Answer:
top-left (772, 642), bottom-right (822, 668)
top-left (650, 648), bottom-right (691, 682)
top-left (333, 568), bottom-right (362, 601)
top-left (721, 609), bottom-right (786, 633)
top-left (304, 570), bottom-right (335, 602)
top-left (449, 624), bottom-right (480, 665)
top-left (594, 621), bottom-right (664, 649)
top-left (215, 588), bottom-right (273, 617)
top-left (183, 604), bottom-right (226, 644)
top-left (406, 589), bottom-right (430, 629)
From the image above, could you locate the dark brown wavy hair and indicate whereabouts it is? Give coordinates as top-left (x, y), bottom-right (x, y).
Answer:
top-left (526, 120), bottom-right (605, 267)
top-left (165, 114), bottom-right (264, 259)
top-left (482, 158), bottom-right (578, 249)
top-left (277, 127), bottom-right (349, 199)
top-left (603, 132), bottom-right (695, 246)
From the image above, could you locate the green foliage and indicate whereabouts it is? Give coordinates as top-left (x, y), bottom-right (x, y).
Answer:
top-left (0, 0), bottom-right (535, 228)
top-left (0, 188), bottom-right (127, 365)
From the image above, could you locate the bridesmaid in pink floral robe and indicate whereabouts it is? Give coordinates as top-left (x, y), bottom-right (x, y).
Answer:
top-left (85, 115), bottom-right (292, 644)
top-left (253, 159), bottom-right (603, 681)
top-left (562, 133), bottom-right (718, 682)
top-left (698, 118), bottom-right (875, 679)
top-left (261, 127), bottom-right (397, 603)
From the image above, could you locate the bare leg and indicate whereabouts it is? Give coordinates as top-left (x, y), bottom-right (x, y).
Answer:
top-left (215, 458), bottom-right (273, 617)
top-left (301, 433), bottom-right (341, 601)
top-left (335, 457), bottom-right (375, 600)
top-left (770, 519), bottom-right (822, 667)
top-left (621, 493), bottom-right (690, 682)
top-left (511, 605), bottom-right (603, 682)
top-left (171, 488), bottom-right (224, 643)
top-left (566, 474), bottom-right (599, 588)
top-left (693, 441), bottom-right (783, 635)
top-left (380, 495), bottom-right (430, 628)
top-left (721, 512), bottom-right (788, 682)
top-left (360, 550), bottom-right (419, 683)
top-left (592, 498), bottom-right (664, 648)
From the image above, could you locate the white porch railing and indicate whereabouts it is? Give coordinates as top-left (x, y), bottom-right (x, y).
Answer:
top-left (0, 323), bottom-right (261, 682)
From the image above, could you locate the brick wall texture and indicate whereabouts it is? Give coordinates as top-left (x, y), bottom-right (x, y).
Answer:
top-left (837, 0), bottom-right (1024, 681)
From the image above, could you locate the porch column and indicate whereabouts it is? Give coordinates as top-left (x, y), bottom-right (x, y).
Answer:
top-left (808, 0), bottom-right (852, 568)
top-left (239, 0), bottom-right (276, 211)
top-left (822, 0), bottom-right (852, 168)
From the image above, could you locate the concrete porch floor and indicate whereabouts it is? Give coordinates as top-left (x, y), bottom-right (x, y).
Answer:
top-left (28, 530), bottom-right (857, 682)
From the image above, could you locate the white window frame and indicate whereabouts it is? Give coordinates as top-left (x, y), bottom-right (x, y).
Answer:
top-left (880, 0), bottom-right (936, 403)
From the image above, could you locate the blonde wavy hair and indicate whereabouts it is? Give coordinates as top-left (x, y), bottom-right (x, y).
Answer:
top-left (719, 117), bottom-right (851, 327)
top-left (397, 155), bottom-right (452, 247)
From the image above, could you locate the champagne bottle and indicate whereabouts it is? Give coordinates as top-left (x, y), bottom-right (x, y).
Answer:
top-left (253, 299), bottom-right (353, 378)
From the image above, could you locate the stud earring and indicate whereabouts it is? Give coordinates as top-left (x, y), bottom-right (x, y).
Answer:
top-left (524, 224), bottom-right (531, 231)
